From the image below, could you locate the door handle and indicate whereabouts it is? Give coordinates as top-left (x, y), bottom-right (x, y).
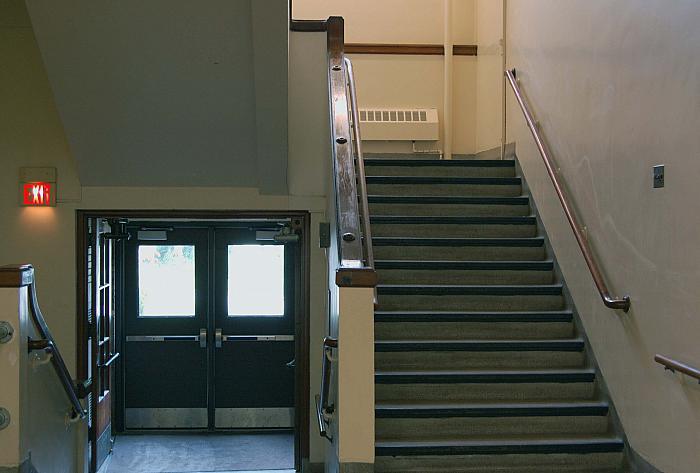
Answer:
top-left (199, 328), bottom-right (207, 349)
top-left (215, 329), bottom-right (223, 349)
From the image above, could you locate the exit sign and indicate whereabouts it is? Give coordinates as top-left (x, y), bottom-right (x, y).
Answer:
top-left (21, 182), bottom-right (55, 207)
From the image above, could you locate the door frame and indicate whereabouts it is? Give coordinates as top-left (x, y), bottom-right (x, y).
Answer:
top-left (77, 209), bottom-right (311, 472)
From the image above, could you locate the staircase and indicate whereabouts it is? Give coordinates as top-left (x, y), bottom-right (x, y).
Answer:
top-left (365, 157), bottom-right (628, 472)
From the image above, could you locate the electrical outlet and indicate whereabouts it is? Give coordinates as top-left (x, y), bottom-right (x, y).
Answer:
top-left (653, 165), bottom-right (665, 188)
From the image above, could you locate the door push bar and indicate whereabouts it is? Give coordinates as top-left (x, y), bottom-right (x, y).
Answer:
top-left (126, 329), bottom-right (208, 348)
top-left (214, 329), bottom-right (294, 348)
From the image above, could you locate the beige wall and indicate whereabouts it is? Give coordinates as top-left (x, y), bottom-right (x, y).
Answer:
top-left (294, 0), bottom-right (479, 155)
top-left (475, 0), bottom-right (504, 153)
top-left (506, 2), bottom-right (700, 472)
top-left (1, 2), bottom-right (331, 469)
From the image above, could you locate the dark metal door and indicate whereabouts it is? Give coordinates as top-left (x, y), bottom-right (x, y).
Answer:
top-left (213, 227), bottom-right (296, 429)
top-left (123, 227), bottom-right (210, 429)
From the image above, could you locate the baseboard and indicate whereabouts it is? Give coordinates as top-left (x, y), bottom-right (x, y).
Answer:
top-left (339, 463), bottom-right (373, 473)
top-left (628, 447), bottom-right (664, 473)
top-left (0, 457), bottom-right (38, 473)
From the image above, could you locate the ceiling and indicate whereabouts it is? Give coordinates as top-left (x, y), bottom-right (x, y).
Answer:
top-left (25, 0), bottom-right (289, 193)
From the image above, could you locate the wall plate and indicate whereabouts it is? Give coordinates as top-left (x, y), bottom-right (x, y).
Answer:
top-left (653, 165), bottom-right (665, 188)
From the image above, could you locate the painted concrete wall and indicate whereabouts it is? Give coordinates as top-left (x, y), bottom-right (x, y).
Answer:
top-left (0, 2), bottom-right (331, 469)
top-left (475, 0), bottom-right (504, 154)
top-left (506, 2), bottom-right (700, 472)
top-left (293, 0), bottom-right (479, 155)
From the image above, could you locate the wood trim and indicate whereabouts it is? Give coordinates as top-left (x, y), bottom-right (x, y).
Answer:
top-left (335, 267), bottom-right (378, 288)
top-left (290, 19), bottom-right (327, 32)
top-left (0, 264), bottom-right (34, 287)
top-left (345, 43), bottom-right (478, 56)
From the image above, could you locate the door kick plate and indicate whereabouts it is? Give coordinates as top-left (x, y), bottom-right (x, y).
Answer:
top-left (222, 335), bottom-right (295, 342)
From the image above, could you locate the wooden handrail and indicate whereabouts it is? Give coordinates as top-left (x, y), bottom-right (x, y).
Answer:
top-left (324, 17), bottom-right (378, 288)
top-left (655, 354), bottom-right (700, 383)
top-left (505, 69), bottom-right (630, 312)
top-left (344, 56), bottom-right (377, 306)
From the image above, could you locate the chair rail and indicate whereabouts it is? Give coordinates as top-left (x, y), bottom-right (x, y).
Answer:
top-left (26, 279), bottom-right (87, 420)
top-left (655, 354), bottom-right (700, 383)
top-left (316, 336), bottom-right (338, 441)
top-left (505, 68), bottom-right (630, 312)
top-left (344, 56), bottom-right (377, 306)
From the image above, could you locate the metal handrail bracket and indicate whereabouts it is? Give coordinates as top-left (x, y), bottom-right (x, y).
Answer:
top-left (505, 68), bottom-right (630, 312)
top-left (317, 336), bottom-right (338, 441)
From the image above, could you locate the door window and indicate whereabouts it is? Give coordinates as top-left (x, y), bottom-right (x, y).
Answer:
top-left (138, 245), bottom-right (196, 317)
top-left (227, 244), bottom-right (285, 316)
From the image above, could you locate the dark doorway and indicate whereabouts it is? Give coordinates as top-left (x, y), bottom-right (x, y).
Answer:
top-left (77, 211), bottom-right (310, 473)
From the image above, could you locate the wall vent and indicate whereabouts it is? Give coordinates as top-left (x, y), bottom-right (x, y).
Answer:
top-left (358, 108), bottom-right (439, 141)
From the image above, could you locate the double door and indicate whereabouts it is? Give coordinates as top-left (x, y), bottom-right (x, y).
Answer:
top-left (123, 224), bottom-right (295, 430)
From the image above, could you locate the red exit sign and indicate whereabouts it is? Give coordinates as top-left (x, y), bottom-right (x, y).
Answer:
top-left (22, 182), bottom-right (54, 207)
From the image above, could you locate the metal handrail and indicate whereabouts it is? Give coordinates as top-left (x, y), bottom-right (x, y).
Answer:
top-left (655, 354), bottom-right (700, 383)
top-left (316, 336), bottom-right (337, 441)
top-left (26, 281), bottom-right (87, 419)
top-left (344, 57), bottom-right (377, 305)
top-left (505, 68), bottom-right (630, 312)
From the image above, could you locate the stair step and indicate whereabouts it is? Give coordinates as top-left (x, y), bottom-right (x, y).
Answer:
top-left (367, 176), bottom-right (522, 197)
top-left (375, 402), bottom-right (609, 418)
top-left (375, 369), bottom-right (596, 384)
top-left (375, 311), bottom-right (574, 340)
top-left (375, 311), bottom-right (573, 323)
top-left (376, 349), bottom-right (585, 370)
top-left (373, 237), bottom-right (547, 261)
top-left (377, 284), bottom-right (563, 296)
top-left (375, 339), bottom-right (585, 352)
top-left (364, 158), bottom-right (516, 167)
top-left (371, 216), bottom-right (537, 238)
top-left (376, 260), bottom-right (554, 285)
top-left (375, 437), bottom-right (625, 456)
top-left (368, 195), bottom-right (530, 216)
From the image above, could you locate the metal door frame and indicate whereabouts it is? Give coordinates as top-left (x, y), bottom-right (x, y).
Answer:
top-left (77, 210), bottom-right (311, 472)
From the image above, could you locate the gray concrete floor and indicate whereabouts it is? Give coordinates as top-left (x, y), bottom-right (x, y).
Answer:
top-left (102, 432), bottom-right (295, 473)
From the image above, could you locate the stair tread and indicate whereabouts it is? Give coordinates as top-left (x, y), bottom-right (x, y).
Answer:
top-left (375, 402), bottom-right (610, 419)
top-left (375, 339), bottom-right (585, 352)
top-left (368, 195), bottom-right (529, 204)
top-left (365, 159), bottom-right (515, 167)
top-left (377, 284), bottom-right (563, 295)
top-left (367, 176), bottom-right (521, 184)
top-left (376, 401), bottom-right (609, 410)
top-left (375, 435), bottom-right (624, 448)
top-left (373, 237), bottom-right (545, 247)
top-left (371, 215), bottom-right (536, 224)
top-left (375, 369), bottom-right (596, 384)
top-left (375, 311), bottom-right (573, 325)
top-left (376, 260), bottom-right (553, 270)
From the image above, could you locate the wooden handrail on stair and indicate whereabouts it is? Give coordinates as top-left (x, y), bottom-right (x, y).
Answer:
top-left (505, 69), bottom-right (630, 312)
top-left (655, 354), bottom-right (700, 383)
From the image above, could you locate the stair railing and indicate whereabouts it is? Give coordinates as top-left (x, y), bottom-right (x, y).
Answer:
top-left (315, 336), bottom-right (338, 441)
top-left (505, 68), bottom-right (630, 312)
top-left (344, 56), bottom-right (377, 306)
top-left (324, 18), bottom-right (378, 291)
top-left (655, 354), bottom-right (700, 384)
top-left (25, 274), bottom-right (88, 420)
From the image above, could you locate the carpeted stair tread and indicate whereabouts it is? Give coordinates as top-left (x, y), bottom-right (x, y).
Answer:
top-left (377, 284), bottom-right (563, 295)
top-left (375, 369), bottom-right (596, 384)
top-left (375, 339), bottom-right (585, 352)
top-left (375, 401), bottom-right (610, 418)
top-left (364, 159), bottom-right (516, 167)
top-left (376, 260), bottom-right (553, 270)
top-left (372, 237), bottom-right (545, 247)
top-left (374, 311), bottom-right (573, 323)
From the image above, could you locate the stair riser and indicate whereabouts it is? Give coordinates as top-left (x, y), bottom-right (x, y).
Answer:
top-left (374, 452), bottom-right (625, 473)
top-left (374, 246), bottom-right (546, 261)
top-left (378, 294), bottom-right (565, 311)
top-left (375, 383), bottom-right (596, 403)
top-left (378, 269), bottom-right (553, 285)
top-left (375, 322), bottom-right (574, 340)
top-left (367, 183), bottom-right (522, 197)
top-left (369, 202), bottom-right (530, 216)
top-left (365, 166), bottom-right (516, 178)
top-left (376, 416), bottom-right (609, 440)
top-left (371, 223), bottom-right (537, 238)
top-left (375, 351), bottom-right (585, 370)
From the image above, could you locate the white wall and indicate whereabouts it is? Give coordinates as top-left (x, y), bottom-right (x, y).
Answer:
top-left (506, 2), bottom-right (700, 472)
top-left (0, 1), bottom-right (331, 469)
top-left (294, 0), bottom-right (479, 155)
